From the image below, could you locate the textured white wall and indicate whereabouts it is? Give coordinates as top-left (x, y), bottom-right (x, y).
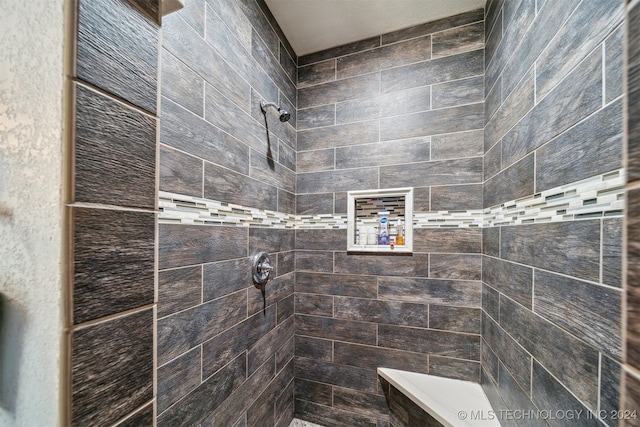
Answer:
top-left (0, 0), bottom-right (65, 425)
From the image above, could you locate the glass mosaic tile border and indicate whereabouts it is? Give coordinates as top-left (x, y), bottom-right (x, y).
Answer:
top-left (159, 169), bottom-right (624, 229)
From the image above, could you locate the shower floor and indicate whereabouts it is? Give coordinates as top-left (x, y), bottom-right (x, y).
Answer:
top-left (288, 418), bottom-right (325, 427)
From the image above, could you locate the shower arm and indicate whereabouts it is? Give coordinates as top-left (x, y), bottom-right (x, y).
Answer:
top-left (260, 101), bottom-right (280, 113)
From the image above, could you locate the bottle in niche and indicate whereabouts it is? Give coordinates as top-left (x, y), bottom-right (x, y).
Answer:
top-left (396, 220), bottom-right (404, 245)
top-left (378, 211), bottom-right (389, 245)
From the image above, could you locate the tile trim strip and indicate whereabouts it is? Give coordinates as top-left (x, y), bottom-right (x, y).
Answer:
top-left (159, 169), bottom-right (624, 229)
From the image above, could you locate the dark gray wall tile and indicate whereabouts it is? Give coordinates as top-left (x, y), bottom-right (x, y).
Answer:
top-left (161, 50), bottom-right (204, 116)
top-left (277, 294), bottom-right (295, 324)
top-left (334, 297), bottom-right (429, 328)
top-left (432, 21), bottom-right (484, 58)
top-left (497, 0), bottom-right (575, 99)
top-left (502, 48), bottom-right (603, 167)
top-left (204, 162), bottom-right (278, 211)
top-left (277, 251), bottom-right (296, 277)
top-left (429, 356), bottom-right (480, 382)
top-left (336, 138), bottom-right (430, 169)
top-left (605, 24), bottom-right (624, 103)
top-left (157, 290), bottom-right (247, 365)
top-left (380, 103), bottom-right (483, 142)
top-left (295, 336), bottom-right (333, 362)
top-left (295, 271), bottom-right (377, 298)
top-left (432, 75), bottom-right (484, 109)
top-left (485, 8), bottom-right (502, 67)
top-left (278, 189), bottom-right (296, 215)
top-left (249, 150), bottom-right (296, 193)
top-left (295, 229), bottom-right (346, 251)
top-left (75, 84), bottom-right (156, 209)
top-left (294, 398), bottom-right (381, 427)
top-left (483, 153), bottom-right (534, 208)
top-left (334, 342), bottom-right (429, 374)
top-left (381, 49), bottom-right (483, 93)
top-left (163, 12), bottom-right (251, 111)
top-left (159, 224), bottom-right (247, 269)
top-left (158, 266), bottom-right (202, 318)
top-left (482, 256), bottom-right (533, 309)
top-left (298, 73), bottom-right (380, 109)
top-left (484, 141), bottom-right (501, 181)
top-left (297, 150), bottom-right (334, 173)
top-left (157, 347), bottom-right (201, 413)
top-left (484, 68), bottom-right (535, 150)
top-left (483, 227), bottom-right (500, 257)
top-left (249, 228), bottom-right (295, 254)
top-left (296, 193), bottom-right (334, 215)
top-left (248, 317), bottom-right (294, 375)
top-left (296, 251), bottom-right (334, 272)
top-left (383, 9), bottom-right (484, 45)
top-left (297, 105), bottom-right (336, 130)
top-left (414, 228), bottom-right (482, 253)
top-left (482, 313), bottom-right (532, 393)
top-left (429, 254), bottom-right (481, 280)
top-left (378, 324), bottom-right (480, 360)
top-left (429, 305), bottom-right (481, 334)
top-left (295, 356), bottom-right (378, 393)
top-left (295, 293), bottom-right (334, 317)
top-left (298, 59), bottom-right (336, 88)
top-left (206, 0), bottom-right (250, 50)
top-left (298, 120), bottom-right (379, 151)
top-left (73, 208), bottom-right (155, 324)
top-left (201, 306), bottom-right (276, 378)
top-left (334, 252), bottom-right (430, 278)
top-left (535, 0), bottom-right (623, 99)
top-left (159, 144), bottom-right (202, 197)
top-left (336, 86), bottom-right (432, 125)
top-left (200, 354), bottom-right (275, 427)
top-left (203, 258), bottom-right (251, 301)
top-left (482, 283), bottom-right (499, 321)
top-left (378, 277), bottom-right (481, 308)
top-left (531, 361), bottom-right (601, 426)
top-left (431, 129), bottom-right (484, 160)
top-left (77, 0), bottom-right (158, 113)
top-left (500, 297), bottom-right (599, 408)
top-left (500, 220), bottom-right (601, 282)
top-left (380, 157), bottom-right (482, 188)
top-left (332, 387), bottom-right (389, 419)
top-left (535, 99), bottom-right (623, 192)
top-left (603, 218), bottom-right (623, 288)
top-left (161, 97), bottom-right (249, 174)
top-left (534, 270), bottom-right (622, 358)
top-left (299, 36), bottom-right (381, 66)
top-left (179, 0), bottom-right (205, 36)
top-left (72, 309), bottom-right (153, 426)
top-left (297, 167), bottom-right (378, 194)
top-left (295, 379), bottom-right (332, 406)
top-left (157, 353), bottom-right (246, 427)
top-left (600, 355), bottom-right (621, 423)
top-left (337, 36), bottom-right (431, 79)
top-left (431, 184), bottom-right (483, 211)
top-left (248, 272), bottom-right (294, 316)
top-left (117, 403), bottom-right (154, 427)
top-left (496, 362), bottom-right (540, 425)
top-left (295, 314), bottom-right (377, 346)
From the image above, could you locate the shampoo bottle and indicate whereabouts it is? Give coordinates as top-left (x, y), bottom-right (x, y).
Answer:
top-left (378, 211), bottom-right (390, 245)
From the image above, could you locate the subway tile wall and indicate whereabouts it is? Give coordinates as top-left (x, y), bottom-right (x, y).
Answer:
top-left (157, 0), bottom-right (297, 426)
top-left (481, 1), bottom-right (624, 426)
top-left (293, 10), bottom-right (486, 426)
top-left (70, 0), bottom-right (158, 425)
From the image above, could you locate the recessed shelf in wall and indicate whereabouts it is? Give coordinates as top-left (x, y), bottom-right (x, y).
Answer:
top-left (347, 187), bottom-right (413, 254)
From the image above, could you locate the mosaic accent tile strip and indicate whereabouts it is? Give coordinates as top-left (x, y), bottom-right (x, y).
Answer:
top-left (158, 170), bottom-right (625, 229)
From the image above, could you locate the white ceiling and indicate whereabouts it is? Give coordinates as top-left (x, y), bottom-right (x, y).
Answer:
top-left (264, 0), bottom-right (487, 56)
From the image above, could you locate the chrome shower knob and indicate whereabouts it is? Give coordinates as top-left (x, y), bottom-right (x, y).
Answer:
top-left (252, 251), bottom-right (274, 286)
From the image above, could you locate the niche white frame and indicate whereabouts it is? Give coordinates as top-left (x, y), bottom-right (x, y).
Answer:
top-left (347, 187), bottom-right (413, 253)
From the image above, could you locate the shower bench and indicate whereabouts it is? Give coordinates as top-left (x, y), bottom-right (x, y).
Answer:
top-left (377, 368), bottom-right (500, 427)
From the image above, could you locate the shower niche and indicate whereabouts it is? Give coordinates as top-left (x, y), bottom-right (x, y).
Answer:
top-left (347, 187), bottom-right (413, 253)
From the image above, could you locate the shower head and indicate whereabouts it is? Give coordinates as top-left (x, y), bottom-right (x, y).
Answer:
top-left (260, 100), bottom-right (291, 122)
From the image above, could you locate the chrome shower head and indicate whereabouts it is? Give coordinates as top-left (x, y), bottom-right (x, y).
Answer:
top-left (260, 100), bottom-right (291, 122)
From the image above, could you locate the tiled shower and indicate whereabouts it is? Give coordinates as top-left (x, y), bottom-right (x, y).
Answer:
top-left (64, 0), bottom-right (640, 426)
